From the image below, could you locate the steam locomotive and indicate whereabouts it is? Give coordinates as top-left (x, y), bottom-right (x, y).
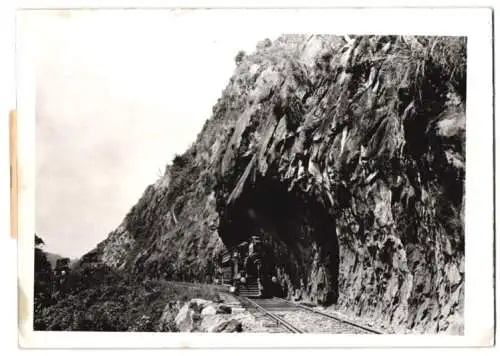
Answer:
top-left (217, 236), bottom-right (282, 298)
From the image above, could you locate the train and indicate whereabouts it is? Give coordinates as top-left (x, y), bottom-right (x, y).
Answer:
top-left (216, 236), bottom-right (283, 298)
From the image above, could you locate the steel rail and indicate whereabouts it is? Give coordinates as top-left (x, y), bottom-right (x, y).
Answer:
top-left (273, 297), bottom-right (382, 334)
top-left (241, 297), bottom-right (303, 333)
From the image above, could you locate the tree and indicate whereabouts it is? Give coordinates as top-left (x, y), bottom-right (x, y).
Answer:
top-left (172, 154), bottom-right (188, 169)
top-left (34, 234), bottom-right (55, 329)
top-left (234, 50), bottom-right (246, 65)
top-left (35, 234), bottom-right (45, 247)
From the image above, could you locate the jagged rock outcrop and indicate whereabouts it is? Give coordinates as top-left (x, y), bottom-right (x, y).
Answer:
top-left (88, 35), bottom-right (465, 334)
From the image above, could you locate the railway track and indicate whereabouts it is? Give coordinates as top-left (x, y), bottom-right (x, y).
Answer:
top-left (240, 296), bottom-right (382, 334)
top-left (239, 297), bottom-right (303, 333)
top-left (164, 281), bottom-right (381, 334)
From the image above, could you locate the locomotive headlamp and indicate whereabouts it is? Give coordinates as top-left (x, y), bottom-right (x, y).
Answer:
top-left (229, 286), bottom-right (236, 293)
top-left (271, 276), bottom-right (277, 283)
top-left (240, 277), bottom-right (246, 284)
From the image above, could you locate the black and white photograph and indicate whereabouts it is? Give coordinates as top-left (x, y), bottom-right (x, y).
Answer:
top-left (15, 6), bottom-right (494, 348)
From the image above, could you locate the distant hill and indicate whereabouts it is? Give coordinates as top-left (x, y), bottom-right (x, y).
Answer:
top-left (44, 252), bottom-right (63, 270)
top-left (34, 234), bottom-right (77, 270)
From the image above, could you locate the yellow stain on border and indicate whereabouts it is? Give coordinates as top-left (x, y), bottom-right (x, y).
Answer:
top-left (10, 110), bottom-right (18, 239)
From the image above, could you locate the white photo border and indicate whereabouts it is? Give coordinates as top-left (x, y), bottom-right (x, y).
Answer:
top-left (16, 4), bottom-right (494, 348)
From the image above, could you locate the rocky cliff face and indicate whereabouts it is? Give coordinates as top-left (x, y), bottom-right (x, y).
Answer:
top-left (89, 35), bottom-right (465, 334)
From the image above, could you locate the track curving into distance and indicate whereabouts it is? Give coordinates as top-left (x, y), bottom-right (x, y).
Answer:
top-left (241, 297), bottom-right (382, 334)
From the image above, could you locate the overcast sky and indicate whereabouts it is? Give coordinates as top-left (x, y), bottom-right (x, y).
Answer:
top-left (32, 10), bottom-right (281, 258)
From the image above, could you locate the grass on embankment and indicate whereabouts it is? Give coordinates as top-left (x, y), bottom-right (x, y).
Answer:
top-left (34, 261), bottom-right (221, 332)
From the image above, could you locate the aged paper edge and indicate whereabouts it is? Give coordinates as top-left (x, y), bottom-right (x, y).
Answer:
top-left (9, 110), bottom-right (18, 239)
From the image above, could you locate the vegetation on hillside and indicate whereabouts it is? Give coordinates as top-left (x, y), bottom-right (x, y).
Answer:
top-left (34, 235), bottom-right (221, 331)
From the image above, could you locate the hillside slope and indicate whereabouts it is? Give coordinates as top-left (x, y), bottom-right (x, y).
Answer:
top-left (88, 35), bottom-right (465, 333)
